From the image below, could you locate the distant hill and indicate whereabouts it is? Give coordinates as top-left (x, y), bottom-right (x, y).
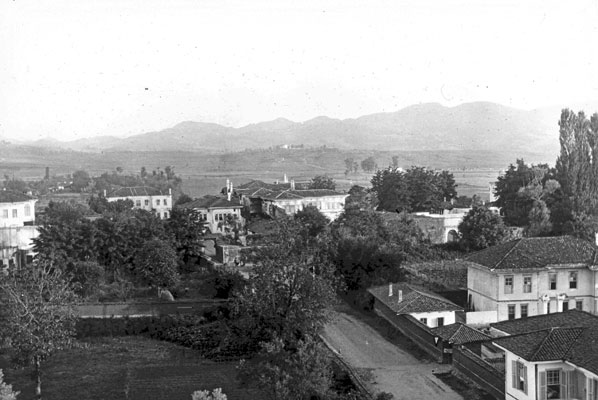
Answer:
top-left (20, 102), bottom-right (574, 158)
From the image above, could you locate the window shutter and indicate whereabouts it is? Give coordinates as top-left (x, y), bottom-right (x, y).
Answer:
top-left (539, 371), bottom-right (547, 400)
top-left (523, 365), bottom-right (528, 394)
top-left (561, 370), bottom-right (568, 400)
top-left (512, 361), bottom-right (517, 389)
top-left (567, 371), bottom-right (576, 399)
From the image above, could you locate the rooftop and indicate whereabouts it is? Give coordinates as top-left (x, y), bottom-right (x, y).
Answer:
top-left (432, 322), bottom-right (491, 344)
top-left (179, 196), bottom-right (241, 210)
top-left (107, 186), bottom-right (166, 198)
top-left (0, 190), bottom-right (34, 203)
top-left (368, 283), bottom-right (463, 314)
top-left (492, 311), bottom-right (598, 375)
top-left (235, 180), bottom-right (346, 200)
top-left (466, 236), bottom-right (598, 271)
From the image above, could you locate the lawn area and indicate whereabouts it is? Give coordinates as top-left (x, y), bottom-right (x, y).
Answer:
top-left (0, 336), bottom-right (261, 400)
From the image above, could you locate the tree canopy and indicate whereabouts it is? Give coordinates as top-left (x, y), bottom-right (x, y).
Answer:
top-left (370, 166), bottom-right (457, 212)
top-left (308, 175), bottom-right (336, 190)
top-left (458, 207), bottom-right (508, 251)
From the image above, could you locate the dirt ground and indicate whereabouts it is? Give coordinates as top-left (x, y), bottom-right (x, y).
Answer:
top-left (322, 309), bottom-right (464, 400)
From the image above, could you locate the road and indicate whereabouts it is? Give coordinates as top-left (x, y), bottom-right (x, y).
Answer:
top-left (322, 309), bottom-right (464, 400)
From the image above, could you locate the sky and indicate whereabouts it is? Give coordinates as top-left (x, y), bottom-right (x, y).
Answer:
top-left (1, 0), bottom-right (598, 141)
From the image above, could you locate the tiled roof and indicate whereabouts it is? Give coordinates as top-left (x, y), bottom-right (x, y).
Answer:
top-left (261, 189), bottom-right (348, 201)
top-left (107, 186), bottom-right (165, 197)
top-left (466, 236), bottom-right (598, 270)
top-left (0, 190), bottom-right (33, 203)
top-left (492, 311), bottom-right (598, 375)
top-left (432, 323), bottom-right (491, 344)
top-left (179, 196), bottom-right (241, 210)
top-left (490, 309), bottom-right (598, 335)
top-left (368, 283), bottom-right (463, 314)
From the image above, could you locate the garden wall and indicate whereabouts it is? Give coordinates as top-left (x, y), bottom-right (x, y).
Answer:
top-left (74, 299), bottom-right (227, 318)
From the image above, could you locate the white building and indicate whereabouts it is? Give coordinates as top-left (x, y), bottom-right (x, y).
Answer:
top-left (466, 236), bottom-right (598, 323)
top-left (368, 282), bottom-right (463, 328)
top-left (106, 186), bottom-right (172, 219)
top-left (0, 190), bottom-right (38, 268)
top-left (490, 311), bottom-right (598, 400)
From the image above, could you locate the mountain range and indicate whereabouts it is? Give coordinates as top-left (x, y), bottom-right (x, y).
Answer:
top-left (16, 102), bottom-right (590, 157)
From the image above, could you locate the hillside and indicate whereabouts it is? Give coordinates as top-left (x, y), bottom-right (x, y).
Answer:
top-left (17, 102), bottom-right (566, 157)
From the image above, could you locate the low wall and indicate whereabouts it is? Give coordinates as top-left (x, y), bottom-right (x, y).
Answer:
top-left (453, 345), bottom-right (505, 400)
top-left (373, 300), bottom-right (445, 363)
top-left (466, 310), bottom-right (498, 326)
top-left (74, 299), bottom-right (227, 318)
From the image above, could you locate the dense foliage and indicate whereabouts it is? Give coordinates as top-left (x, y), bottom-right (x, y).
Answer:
top-left (458, 207), bottom-right (508, 251)
top-left (308, 175), bottom-right (336, 190)
top-left (371, 166), bottom-right (457, 212)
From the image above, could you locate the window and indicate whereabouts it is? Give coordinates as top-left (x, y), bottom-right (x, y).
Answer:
top-left (523, 276), bottom-right (532, 293)
top-left (156, 199), bottom-right (161, 206)
top-left (12, 209), bottom-right (17, 218)
top-left (563, 301), bottom-right (569, 312)
top-left (419, 318), bottom-right (427, 325)
top-left (24, 204), bottom-right (31, 217)
top-left (576, 300), bottom-right (583, 310)
top-left (549, 273), bottom-right (557, 290)
top-left (2, 209), bottom-right (7, 218)
top-left (136, 200), bottom-right (141, 207)
top-left (520, 304), bottom-right (528, 318)
top-left (547, 301), bottom-right (551, 314)
top-left (163, 211), bottom-right (168, 219)
top-left (144, 199), bottom-right (149, 206)
top-left (163, 199), bottom-right (168, 206)
top-left (569, 271), bottom-right (577, 289)
top-left (590, 378), bottom-right (598, 400)
top-left (546, 370), bottom-right (560, 399)
top-left (504, 275), bottom-right (514, 294)
top-left (437, 317), bottom-right (444, 327)
top-left (512, 361), bottom-right (527, 394)
top-left (508, 304), bottom-right (516, 320)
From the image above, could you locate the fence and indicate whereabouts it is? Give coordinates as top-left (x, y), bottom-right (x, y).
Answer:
top-left (74, 299), bottom-right (228, 318)
top-left (452, 344), bottom-right (505, 400)
top-left (373, 300), bottom-right (445, 362)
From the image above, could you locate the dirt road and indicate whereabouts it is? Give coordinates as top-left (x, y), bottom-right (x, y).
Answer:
top-left (322, 310), bottom-right (463, 400)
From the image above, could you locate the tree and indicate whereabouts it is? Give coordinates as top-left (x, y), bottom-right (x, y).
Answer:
top-left (192, 388), bottom-right (227, 400)
top-left (458, 207), bottom-right (508, 251)
top-left (392, 155), bottom-right (399, 168)
top-left (238, 335), bottom-right (333, 400)
top-left (132, 239), bottom-right (180, 290)
top-left (166, 207), bottom-right (206, 269)
top-left (361, 156), bottom-right (376, 173)
top-left (0, 370), bottom-right (19, 400)
top-left (294, 205), bottom-right (330, 238)
top-left (71, 169), bottom-right (91, 192)
top-left (345, 185), bottom-right (378, 211)
top-left (344, 158), bottom-right (354, 175)
top-left (371, 166), bottom-right (457, 212)
top-left (526, 200), bottom-right (552, 237)
top-left (308, 175), bottom-right (336, 190)
top-left (0, 264), bottom-right (77, 399)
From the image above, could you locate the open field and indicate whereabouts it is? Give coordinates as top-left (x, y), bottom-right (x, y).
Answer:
top-left (0, 336), bottom-right (260, 400)
top-left (1, 145), bottom-right (553, 199)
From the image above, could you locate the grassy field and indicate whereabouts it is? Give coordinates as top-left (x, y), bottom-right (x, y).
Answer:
top-left (1, 145), bottom-right (553, 200)
top-left (0, 336), bottom-right (261, 400)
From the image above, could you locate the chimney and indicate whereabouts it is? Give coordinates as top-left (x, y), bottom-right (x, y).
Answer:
top-left (283, 173), bottom-right (288, 183)
top-left (169, 188), bottom-right (172, 195)
top-left (595, 232), bottom-right (598, 246)
top-left (398, 290), bottom-right (403, 303)
top-left (103, 189), bottom-right (106, 197)
top-left (290, 180), bottom-right (295, 190)
top-left (388, 283), bottom-right (393, 297)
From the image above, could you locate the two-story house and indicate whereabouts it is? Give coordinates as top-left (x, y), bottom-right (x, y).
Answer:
top-left (489, 310), bottom-right (598, 400)
top-left (467, 236), bottom-right (598, 322)
top-left (178, 194), bottom-right (244, 235)
top-left (106, 186), bottom-right (172, 219)
top-left (0, 190), bottom-right (39, 269)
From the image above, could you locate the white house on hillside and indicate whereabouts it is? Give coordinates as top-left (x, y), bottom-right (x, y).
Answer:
top-left (106, 186), bottom-right (172, 219)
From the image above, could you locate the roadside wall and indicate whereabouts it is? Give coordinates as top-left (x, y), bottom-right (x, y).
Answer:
top-left (373, 299), bottom-right (447, 363)
top-left (452, 344), bottom-right (505, 400)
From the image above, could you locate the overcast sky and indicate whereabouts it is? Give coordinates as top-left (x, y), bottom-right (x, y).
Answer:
top-left (1, 0), bottom-right (598, 141)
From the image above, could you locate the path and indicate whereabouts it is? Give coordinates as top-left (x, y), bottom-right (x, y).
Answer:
top-left (322, 310), bottom-right (463, 400)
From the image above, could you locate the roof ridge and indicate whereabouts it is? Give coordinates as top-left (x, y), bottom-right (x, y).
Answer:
top-left (493, 239), bottom-right (522, 269)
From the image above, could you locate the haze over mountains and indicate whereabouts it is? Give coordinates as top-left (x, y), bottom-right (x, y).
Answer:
top-left (15, 102), bottom-right (581, 157)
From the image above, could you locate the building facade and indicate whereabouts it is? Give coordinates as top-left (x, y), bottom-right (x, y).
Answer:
top-left (179, 195), bottom-right (244, 235)
top-left (0, 191), bottom-right (39, 269)
top-left (467, 236), bottom-right (598, 322)
top-left (106, 186), bottom-right (172, 219)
